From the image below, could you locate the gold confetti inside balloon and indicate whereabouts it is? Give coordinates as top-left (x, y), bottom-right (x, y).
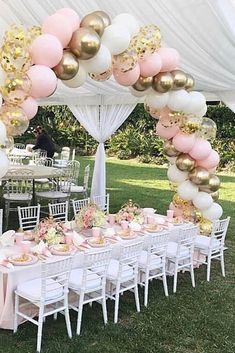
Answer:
top-left (173, 194), bottom-right (192, 208)
top-left (2, 72), bottom-right (31, 105)
top-left (89, 66), bottom-right (113, 81)
top-left (129, 25), bottom-right (161, 59)
top-left (198, 117), bottom-right (217, 140)
top-left (113, 48), bottom-right (138, 72)
top-left (27, 26), bottom-right (42, 43)
top-left (0, 106), bottom-right (29, 136)
top-left (199, 218), bottom-right (213, 235)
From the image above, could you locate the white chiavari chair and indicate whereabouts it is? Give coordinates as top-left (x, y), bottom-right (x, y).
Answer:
top-left (0, 209), bottom-right (3, 236)
top-left (61, 147), bottom-right (70, 161)
top-left (194, 217), bottom-right (230, 281)
top-left (69, 248), bottom-right (111, 335)
top-left (70, 164), bottom-right (90, 198)
top-left (139, 231), bottom-right (169, 307)
top-left (14, 257), bottom-right (72, 353)
top-left (66, 160), bottom-right (80, 185)
top-left (106, 240), bottom-right (143, 323)
top-left (18, 204), bottom-right (41, 230)
top-left (166, 224), bottom-right (198, 293)
top-left (71, 198), bottom-right (90, 218)
top-left (8, 155), bottom-right (24, 165)
top-left (14, 143), bottom-right (25, 149)
top-left (48, 201), bottom-right (69, 223)
top-left (91, 194), bottom-right (109, 214)
top-left (34, 158), bottom-right (54, 189)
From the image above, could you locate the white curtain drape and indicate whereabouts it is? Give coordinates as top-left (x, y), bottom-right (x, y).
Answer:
top-left (69, 103), bottom-right (136, 197)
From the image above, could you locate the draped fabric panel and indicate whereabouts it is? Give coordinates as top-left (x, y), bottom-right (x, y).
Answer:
top-left (69, 103), bottom-right (136, 197)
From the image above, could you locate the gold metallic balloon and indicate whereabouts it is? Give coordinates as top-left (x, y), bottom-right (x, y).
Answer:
top-left (91, 11), bottom-right (111, 28)
top-left (185, 74), bottom-right (195, 90)
top-left (189, 167), bottom-right (210, 185)
top-left (210, 190), bottom-right (219, 201)
top-left (113, 48), bottom-right (138, 73)
top-left (176, 153), bottom-right (196, 172)
top-left (171, 70), bottom-right (187, 90)
top-left (163, 139), bottom-right (181, 157)
top-left (199, 218), bottom-right (213, 235)
top-left (69, 28), bottom-right (101, 60)
top-left (89, 66), bottom-right (113, 81)
top-left (132, 76), bottom-right (153, 91)
top-left (80, 14), bottom-right (105, 37)
top-left (2, 72), bottom-right (31, 105)
top-left (198, 118), bottom-right (217, 140)
top-left (53, 50), bottom-right (79, 80)
top-left (200, 174), bottom-right (220, 192)
top-left (152, 72), bottom-right (174, 93)
top-left (129, 25), bottom-right (161, 59)
top-left (0, 106), bottom-right (29, 137)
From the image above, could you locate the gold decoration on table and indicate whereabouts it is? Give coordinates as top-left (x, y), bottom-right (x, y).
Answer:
top-left (89, 66), bottom-right (113, 81)
top-left (152, 72), bottom-right (174, 93)
top-left (113, 48), bottom-right (138, 72)
top-left (189, 167), bottom-right (210, 185)
top-left (53, 49), bottom-right (79, 80)
top-left (199, 218), bottom-right (213, 236)
top-left (171, 70), bottom-right (187, 90)
top-left (69, 27), bottom-right (101, 60)
top-left (176, 153), bottom-right (196, 172)
top-left (129, 25), bottom-right (161, 59)
top-left (163, 139), bottom-right (181, 157)
top-left (1, 72), bottom-right (31, 105)
top-left (185, 74), bottom-right (195, 90)
top-left (132, 75), bottom-right (153, 91)
top-left (199, 174), bottom-right (220, 192)
top-left (198, 117), bottom-right (217, 140)
top-left (80, 13), bottom-right (105, 37)
top-left (91, 11), bottom-right (111, 28)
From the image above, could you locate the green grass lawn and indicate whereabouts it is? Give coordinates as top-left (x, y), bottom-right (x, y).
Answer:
top-left (0, 157), bottom-right (234, 353)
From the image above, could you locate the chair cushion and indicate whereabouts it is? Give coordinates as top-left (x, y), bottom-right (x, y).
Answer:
top-left (166, 241), bottom-right (190, 258)
top-left (16, 278), bottom-right (63, 302)
top-left (194, 235), bottom-right (221, 250)
top-left (106, 259), bottom-right (134, 281)
top-left (69, 268), bottom-right (101, 291)
top-left (70, 185), bottom-right (84, 193)
top-left (3, 193), bottom-right (32, 201)
top-left (35, 191), bottom-right (70, 199)
top-left (138, 250), bottom-right (162, 270)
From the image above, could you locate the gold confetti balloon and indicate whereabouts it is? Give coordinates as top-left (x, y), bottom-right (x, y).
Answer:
top-left (199, 218), bottom-right (213, 235)
top-left (180, 116), bottom-right (202, 134)
top-left (113, 48), bottom-right (138, 73)
top-left (198, 118), bottom-right (217, 140)
top-left (89, 66), bottom-right (113, 81)
top-left (0, 106), bottom-right (29, 136)
top-left (2, 73), bottom-right (31, 105)
top-left (129, 25), bottom-right (161, 59)
top-left (28, 26), bottom-right (42, 43)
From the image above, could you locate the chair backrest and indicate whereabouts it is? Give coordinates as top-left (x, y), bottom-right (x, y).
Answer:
top-left (4, 169), bottom-right (33, 196)
top-left (48, 201), bottom-right (69, 223)
top-left (177, 224), bottom-right (198, 256)
top-left (52, 169), bottom-right (72, 194)
top-left (14, 143), bottom-right (25, 149)
top-left (18, 204), bottom-right (41, 230)
top-left (91, 194), bottom-right (109, 214)
top-left (83, 165), bottom-right (90, 191)
top-left (8, 155), bottom-right (23, 165)
top-left (118, 240), bottom-right (143, 275)
top-left (36, 157), bottom-right (53, 167)
top-left (31, 149), bottom-right (47, 165)
top-left (0, 209), bottom-right (3, 236)
top-left (41, 257), bottom-right (72, 301)
top-left (211, 217), bottom-right (230, 246)
top-left (72, 198), bottom-right (90, 217)
top-left (61, 147), bottom-right (70, 161)
top-left (66, 160), bottom-right (80, 183)
top-left (146, 230), bottom-right (169, 259)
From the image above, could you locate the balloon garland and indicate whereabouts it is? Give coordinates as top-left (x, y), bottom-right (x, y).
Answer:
top-left (0, 8), bottom-right (222, 233)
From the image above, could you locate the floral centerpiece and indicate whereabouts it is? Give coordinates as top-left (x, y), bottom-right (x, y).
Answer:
top-left (34, 215), bottom-right (67, 245)
top-left (75, 203), bottom-right (106, 229)
top-left (116, 199), bottom-right (144, 224)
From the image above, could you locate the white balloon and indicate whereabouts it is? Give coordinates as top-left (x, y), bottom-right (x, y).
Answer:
top-left (167, 90), bottom-right (190, 111)
top-left (62, 64), bottom-right (87, 88)
top-left (193, 192), bottom-right (213, 210)
top-left (102, 24), bottom-right (130, 55)
top-left (112, 13), bottom-right (140, 36)
top-left (145, 91), bottom-right (169, 110)
top-left (81, 44), bottom-right (112, 74)
top-left (0, 151), bottom-right (9, 178)
top-left (194, 104), bottom-right (207, 118)
top-left (167, 164), bottom-right (188, 183)
top-left (202, 202), bottom-right (223, 221)
top-left (0, 121), bottom-right (7, 145)
top-left (183, 91), bottom-right (206, 114)
top-left (166, 156), bottom-right (177, 164)
top-left (177, 180), bottom-right (198, 201)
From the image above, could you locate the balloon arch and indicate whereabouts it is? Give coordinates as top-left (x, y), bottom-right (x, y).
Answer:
top-left (0, 8), bottom-right (222, 234)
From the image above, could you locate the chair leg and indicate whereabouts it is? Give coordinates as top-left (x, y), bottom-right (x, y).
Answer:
top-left (13, 293), bottom-right (19, 333)
top-left (36, 305), bottom-right (44, 353)
top-left (64, 296), bottom-right (72, 339)
top-left (101, 286), bottom-right (108, 325)
top-left (162, 268), bottom-right (169, 297)
top-left (173, 260), bottom-right (178, 293)
top-left (207, 254), bottom-right (212, 282)
top-left (114, 282), bottom-right (120, 324)
top-left (220, 251), bottom-right (225, 277)
top-left (190, 257), bottom-right (195, 288)
top-left (144, 270), bottom-right (149, 307)
top-left (76, 292), bottom-right (84, 336)
top-left (134, 283), bottom-right (140, 313)
top-left (4, 201), bottom-right (10, 230)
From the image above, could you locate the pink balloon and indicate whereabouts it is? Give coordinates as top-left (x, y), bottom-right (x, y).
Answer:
top-left (158, 48), bottom-right (180, 72)
top-left (156, 122), bottom-right (179, 139)
top-left (27, 65), bottom-right (58, 98)
top-left (30, 34), bottom-right (63, 68)
top-left (139, 53), bottom-right (162, 77)
top-left (197, 149), bottom-right (220, 169)
top-left (20, 97), bottom-right (38, 119)
top-left (56, 8), bottom-right (80, 31)
top-left (42, 13), bottom-right (73, 47)
top-left (113, 64), bottom-right (140, 86)
top-left (169, 202), bottom-right (183, 217)
top-left (173, 132), bottom-right (196, 153)
top-left (189, 138), bottom-right (212, 160)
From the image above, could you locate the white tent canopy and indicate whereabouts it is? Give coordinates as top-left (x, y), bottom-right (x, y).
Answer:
top-left (1, 0), bottom-right (235, 196)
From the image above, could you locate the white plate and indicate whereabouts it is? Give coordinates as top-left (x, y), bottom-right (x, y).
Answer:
top-left (8, 254), bottom-right (38, 266)
top-left (87, 238), bottom-right (108, 247)
top-left (50, 244), bottom-right (75, 255)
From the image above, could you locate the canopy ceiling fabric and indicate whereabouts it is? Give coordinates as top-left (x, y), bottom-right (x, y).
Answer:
top-left (1, 0), bottom-right (235, 105)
